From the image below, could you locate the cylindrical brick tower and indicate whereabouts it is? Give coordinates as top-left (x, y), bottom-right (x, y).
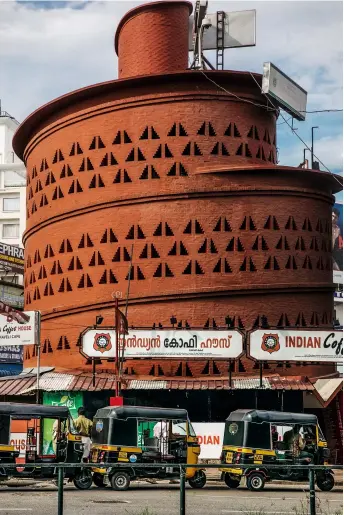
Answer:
top-left (14, 1), bottom-right (341, 378)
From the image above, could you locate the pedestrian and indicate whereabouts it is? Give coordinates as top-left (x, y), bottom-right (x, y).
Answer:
top-left (73, 407), bottom-right (93, 462)
top-left (283, 425), bottom-right (313, 463)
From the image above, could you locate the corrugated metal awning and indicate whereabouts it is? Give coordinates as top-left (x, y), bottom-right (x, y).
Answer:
top-left (0, 372), bottom-right (118, 395)
top-left (125, 376), bottom-right (313, 391)
top-left (20, 373), bottom-right (75, 394)
top-left (127, 380), bottom-right (168, 390)
top-left (233, 378), bottom-right (271, 389)
top-left (313, 378), bottom-right (343, 407)
top-left (0, 375), bottom-right (36, 396)
top-left (0, 372), bottom-right (315, 395)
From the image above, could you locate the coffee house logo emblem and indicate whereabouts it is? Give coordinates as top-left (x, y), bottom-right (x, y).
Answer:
top-left (93, 333), bottom-right (112, 353)
top-left (261, 333), bottom-right (280, 354)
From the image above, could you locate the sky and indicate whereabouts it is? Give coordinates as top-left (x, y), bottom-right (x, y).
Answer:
top-left (0, 0), bottom-right (342, 197)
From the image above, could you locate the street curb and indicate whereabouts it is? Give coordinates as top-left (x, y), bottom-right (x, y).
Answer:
top-left (206, 478), bottom-right (343, 486)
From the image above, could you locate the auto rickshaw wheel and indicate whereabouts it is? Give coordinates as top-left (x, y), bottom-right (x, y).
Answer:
top-left (316, 472), bottom-right (335, 492)
top-left (93, 472), bottom-right (106, 488)
top-left (73, 469), bottom-right (93, 490)
top-left (224, 473), bottom-right (240, 488)
top-left (188, 470), bottom-right (206, 489)
top-left (246, 472), bottom-right (265, 491)
top-left (111, 471), bottom-right (131, 491)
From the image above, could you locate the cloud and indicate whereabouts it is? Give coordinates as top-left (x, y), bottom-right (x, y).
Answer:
top-left (278, 132), bottom-right (343, 171)
top-left (0, 0), bottom-right (342, 179)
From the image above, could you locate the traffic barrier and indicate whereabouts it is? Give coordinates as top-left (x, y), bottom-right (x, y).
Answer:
top-left (0, 462), bottom-right (341, 515)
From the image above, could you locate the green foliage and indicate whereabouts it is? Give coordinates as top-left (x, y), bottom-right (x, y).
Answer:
top-left (126, 508), bottom-right (157, 515)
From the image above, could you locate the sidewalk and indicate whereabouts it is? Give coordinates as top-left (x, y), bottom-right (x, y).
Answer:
top-left (204, 468), bottom-right (343, 486)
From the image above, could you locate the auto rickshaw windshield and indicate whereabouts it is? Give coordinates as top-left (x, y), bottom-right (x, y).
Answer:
top-left (224, 421), bottom-right (271, 449)
top-left (172, 420), bottom-right (196, 437)
top-left (68, 416), bottom-right (78, 435)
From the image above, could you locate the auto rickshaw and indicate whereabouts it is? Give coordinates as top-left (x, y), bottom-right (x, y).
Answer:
top-left (90, 405), bottom-right (206, 490)
top-left (0, 402), bottom-right (92, 489)
top-left (220, 409), bottom-right (334, 492)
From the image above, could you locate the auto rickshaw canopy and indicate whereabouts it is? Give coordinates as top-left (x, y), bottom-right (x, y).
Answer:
top-left (95, 406), bottom-right (188, 421)
top-left (0, 402), bottom-right (70, 419)
top-left (226, 409), bottom-right (318, 425)
top-left (92, 406), bottom-right (190, 447)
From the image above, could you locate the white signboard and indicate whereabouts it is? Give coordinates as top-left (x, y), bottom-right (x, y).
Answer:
top-left (262, 62), bottom-right (307, 121)
top-left (333, 271), bottom-right (343, 284)
top-left (81, 329), bottom-right (243, 360)
top-left (249, 329), bottom-right (343, 363)
top-left (10, 432), bottom-right (27, 459)
top-left (189, 10), bottom-right (256, 51)
top-left (0, 311), bottom-right (39, 346)
top-left (193, 423), bottom-right (224, 460)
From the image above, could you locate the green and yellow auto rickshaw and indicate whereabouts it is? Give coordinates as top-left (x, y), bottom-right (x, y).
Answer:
top-left (90, 405), bottom-right (206, 490)
top-left (220, 409), bottom-right (334, 492)
top-left (0, 402), bottom-right (92, 489)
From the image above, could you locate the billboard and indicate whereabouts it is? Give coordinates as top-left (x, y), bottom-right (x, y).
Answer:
top-left (81, 329), bottom-right (244, 360)
top-left (262, 62), bottom-right (307, 121)
top-left (0, 345), bottom-right (23, 364)
top-left (42, 392), bottom-right (83, 455)
top-left (193, 423), bottom-right (224, 460)
top-left (0, 311), bottom-right (39, 346)
top-left (188, 10), bottom-right (256, 51)
top-left (0, 243), bottom-right (24, 275)
top-left (333, 202), bottom-right (343, 283)
top-left (249, 329), bottom-right (343, 363)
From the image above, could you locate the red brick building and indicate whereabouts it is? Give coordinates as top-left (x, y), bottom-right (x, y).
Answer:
top-left (13, 2), bottom-right (342, 449)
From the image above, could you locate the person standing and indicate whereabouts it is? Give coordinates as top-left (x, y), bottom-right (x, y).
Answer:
top-left (74, 407), bottom-right (93, 462)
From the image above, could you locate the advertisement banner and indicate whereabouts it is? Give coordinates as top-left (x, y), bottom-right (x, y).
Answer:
top-left (333, 202), bottom-right (343, 284)
top-left (0, 311), bottom-right (39, 346)
top-left (193, 423), bottom-right (224, 460)
top-left (0, 345), bottom-right (23, 363)
top-left (0, 243), bottom-right (24, 275)
top-left (81, 329), bottom-right (243, 360)
top-left (42, 392), bottom-right (83, 455)
top-left (249, 329), bottom-right (343, 362)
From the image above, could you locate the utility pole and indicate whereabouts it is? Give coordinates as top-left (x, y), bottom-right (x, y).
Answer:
top-left (311, 126), bottom-right (319, 169)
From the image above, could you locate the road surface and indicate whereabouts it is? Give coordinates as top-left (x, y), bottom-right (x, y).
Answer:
top-left (0, 482), bottom-right (342, 515)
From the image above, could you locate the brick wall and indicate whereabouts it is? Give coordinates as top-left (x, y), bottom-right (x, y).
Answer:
top-left (15, 58), bottom-right (338, 376)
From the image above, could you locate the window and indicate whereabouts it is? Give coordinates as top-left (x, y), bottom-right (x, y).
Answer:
top-left (3, 197), bottom-right (20, 212)
top-left (4, 171), bottom-right (26, 188)
top-left (3, 224), bottom-right (19, 238)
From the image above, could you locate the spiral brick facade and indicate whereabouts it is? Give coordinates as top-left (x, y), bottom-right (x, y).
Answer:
top-left (14, 2), bottom-right (341, 378)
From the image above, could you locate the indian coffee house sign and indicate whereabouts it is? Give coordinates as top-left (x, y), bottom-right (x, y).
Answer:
top-left (249, 329), bottom-right (343, 363)
top-left (80, 328), bottom-right (244, 360)
top-left (0, 243), bottom-right (24, 275)
top-left (0, 310), bottom-right (39, 346)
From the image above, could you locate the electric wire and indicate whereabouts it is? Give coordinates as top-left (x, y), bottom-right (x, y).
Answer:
top-left (300, 109), bottom-right (343, 114)
top-left (200, 69), bottom-right (341, 184)
top-left (200, 71), bottom-right (343, 115)
top-left (200, 70), bottom-right (276, 112)
top-left (277, 117), bottom-right (292, 126)
top-left (248, 72), bottom-right (342, 187)
top-left (200, 68), bottom-right (342, 187)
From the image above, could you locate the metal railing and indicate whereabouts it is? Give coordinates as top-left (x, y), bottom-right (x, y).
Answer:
top-left (0, 462), bottom-right (341, 515)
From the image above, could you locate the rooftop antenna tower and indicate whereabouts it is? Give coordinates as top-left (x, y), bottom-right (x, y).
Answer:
top-left (189, 3), bottom-right (256, 70)
top-left (190, 1), bottom-right (214, 70)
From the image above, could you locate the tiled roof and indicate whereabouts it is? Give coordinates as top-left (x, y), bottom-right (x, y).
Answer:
top-left (0, 372), bottom-right (314, 395)
top-left (125, 376), bottom-right (310, 391)
top-left (268, 375), bottom-right (314, 391)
